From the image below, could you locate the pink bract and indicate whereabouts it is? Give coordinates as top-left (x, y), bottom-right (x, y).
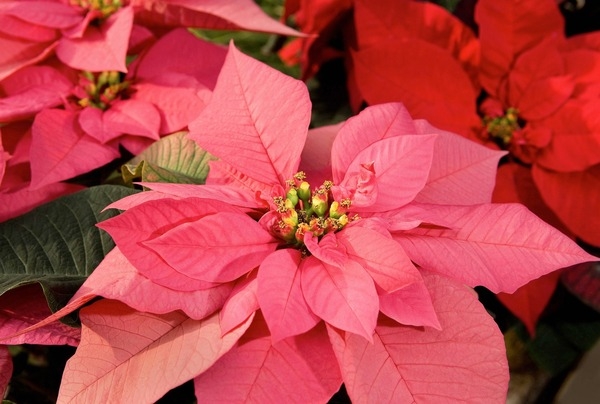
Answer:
top-left (58, 44), bottom-right (595, 402)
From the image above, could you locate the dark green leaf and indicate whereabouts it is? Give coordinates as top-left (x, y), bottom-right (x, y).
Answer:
top-left (0, 185), bottom-right (138, 313)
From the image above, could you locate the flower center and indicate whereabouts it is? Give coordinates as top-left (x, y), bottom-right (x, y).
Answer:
top-left (76, 71), bottom-right (130, 110)
top-left (270, 171), bottom-right (358, 246)
top-left (70, 0), bottom-right (123, 19)
top-left (483, 107), bottom-right (521, 147)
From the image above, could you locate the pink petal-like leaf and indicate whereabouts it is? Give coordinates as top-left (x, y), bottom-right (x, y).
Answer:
top-left (301, 256), bottom-right (378, 341)
top-left (338, 134), bottom-right (436, 212)
top-left (395, 203), bottom-right (596, 293)
top-left (57, 300), bottom-right (253, 403)
top-left (0, 65), bottom-right (72, 122)
top-left (130, 80), bottom-right (207, 134)
top-left (107, 182), bottom-right (262, 210)
top-left (56, 6), bottom-right (133, 72)
top-left (328, 273), bottom-right (508, 403)
top-left (2, 1), bottom-right (82, 29)
top-left (188, 43), bottom-right (310, 187)
top-left (103, 99), bottom-right (161, 140)
top-left (0, 181), bottom-right (83, 223)
top-left (98, 197), bottom-right (243, 291)
top-left (331, 103), bottom-right (416, 180)
top-left (0, 34), bottom-right (58, 81)
top-left (131, 0), bottom-right (301, 36)
top-left (30, 109), bottom-right (120, 189)
top-left (133, 28), bottom-right (226, 90)
top-left (144, 212), bottom-right (278, 283)
top-left (258, 249), bottom-right (320, 342)
top-left (75, 247), bottom-right (232, 320)
top-left (412, 119), bottom-right (507, 205)
top-left (220, 270), bottom-right (259, 334)
top-left (0, 284), bottom-right (80, 346)
top-left (0, 345), bottom-right (11, 398)
top-left (379, 280), bottom-right (441, 329)
top-left (194, 314), bottom-right (342, 403)
top-left (337, 225), bottom-right (422, 292)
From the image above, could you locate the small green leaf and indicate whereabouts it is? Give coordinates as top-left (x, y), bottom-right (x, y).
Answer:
top-left (124, 131), bottom-right (216, 184)
top-left (0, 185), bottom-right (138, 313)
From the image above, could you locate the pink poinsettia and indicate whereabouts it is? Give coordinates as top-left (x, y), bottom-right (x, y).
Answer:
top-left (283, 0), bottom-right (600, 333)
top-left (27, 44), bottom-right (595, 403)
top-left (0, 28), bottom-right (227, 190)
top-left (0, 0), bottom-right (299, 81)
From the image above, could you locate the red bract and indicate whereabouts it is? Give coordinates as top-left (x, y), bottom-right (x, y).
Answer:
top-left (43, 44), bottom-right (595, 402)
top-left (0, 28), bottom-right (227, 189)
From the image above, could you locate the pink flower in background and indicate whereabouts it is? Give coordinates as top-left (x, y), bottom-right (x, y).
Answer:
top-left (0, 28), bottom-right (227, 190)
top-left (35, 44), bottom-right (596, 403)
top-left (0, 0), bottom-right (300, 81)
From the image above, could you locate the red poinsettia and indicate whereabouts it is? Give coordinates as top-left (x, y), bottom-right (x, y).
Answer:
top-left (22, 44), bottom-right (594, 403)
top-left (283, 0), bottom-right (600, 333)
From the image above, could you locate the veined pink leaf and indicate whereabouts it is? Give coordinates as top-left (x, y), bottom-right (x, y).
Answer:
top-left (131, 0), bottom-right (301, 36)
top-left (76, 247), bottom-right (232, 320)
top-left (29, 109), bottom-right (120, 189)
top-left (395, 203), bottom-right (596, 293)
top-left (475, 0), bottom-right (564, 95)
top-left (532, 164), bottom-right (600, 246)
top-left (379, 280), bottom-right (441, 329)
top-left (0, 345), bottom-right (11, 398)
top-left (130, 80), bottom-right (207, 134)
top-left (0, 34), bottom-right (58, 81)
top-left (194, 315), bottom-right (342, 403)
top-left (188, 43), bottom-right (310, 187)
top-left (0, 181), bottom-right (83, 223)
top-left (0, 284), bottom-right (80, 346)
top-left (77, 107), bottom-right (121, 144)
top-left (328, 273), bottom-right (508, 403)
top-left (2, 1), bottom-right (82, 29)
top-left (108, 182), bottom-right (262, 210)
top-left (56, 6), bottom-right (133, 72)
top-left (301, 256), bottom-right (378, 341)
top-left (331, 103), bottom-right (416, 180)
top-left (337, 226), bottom-right (422, 292)
top-left (412, 119), bottom-right (507, 205)
top-left (57, 300), bottom-right (253, 403)
top-left (337, 134), bottom-right (436, 212)
top-left (0, 65), bottom-right (72, 122)
top-left (144, 212), bottom-right (278, 283)
top-left (132, 28), bottom-right (226, 90)
top-left (220, 270), bottom-right (259, 334)
top-left (98, 197), bottom-right (242, 291)
top-left (258, 249), bottom-right (320, 342)
top-left (103, 99), bottom-right (161, 140)
top-left (0, 13), bottom-right (57, 42)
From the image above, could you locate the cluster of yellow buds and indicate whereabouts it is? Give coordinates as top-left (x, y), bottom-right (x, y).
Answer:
top-left (272, 171), bottom-right (356, 245)
top-left (77, 71), bottom-right (129, 110)
top-left (483, 107), bottom-right (521, 147)
top-left (70, 0), bottom-right (123, 18)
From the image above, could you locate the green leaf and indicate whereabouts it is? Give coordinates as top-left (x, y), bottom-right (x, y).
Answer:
top-left (123, 131), bottom-right (216, 185)
top-left (0, 185), bottom-right (138, 313)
